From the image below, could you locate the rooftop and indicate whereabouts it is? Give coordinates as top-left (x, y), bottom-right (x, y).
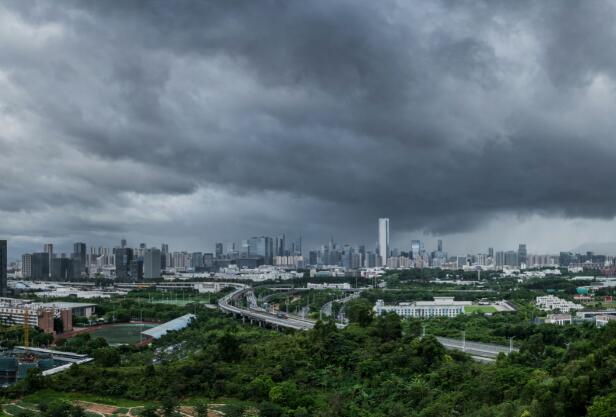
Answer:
top-left (142, 314), bottom-right (196, 339)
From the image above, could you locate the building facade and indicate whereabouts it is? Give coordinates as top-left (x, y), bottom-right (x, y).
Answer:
top-left (374, 297), bottom-right (471, 318)
top-left (378, 218), bottom-right (389, 266)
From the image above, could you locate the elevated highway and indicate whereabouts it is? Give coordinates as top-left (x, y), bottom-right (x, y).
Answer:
top-left (218, 285), bottom-right (316, 330)
top-left (218, 284), bottom-right (516, 362)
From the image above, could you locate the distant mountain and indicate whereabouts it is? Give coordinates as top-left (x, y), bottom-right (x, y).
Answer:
top-left (573, 242), bottom-right (616, 255)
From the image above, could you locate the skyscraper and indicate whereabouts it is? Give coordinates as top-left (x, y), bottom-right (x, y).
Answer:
top-left (73, 242), bottom-right (86, 274)
top-left (215, 243), bottom-right (223, 258)
top-left (144, 248), bottom-right (161, 279)
top-left (378, 218), bottom-right (390, 265)
top-left (31, 252), bottom-right (50, 280)
top-left (518, 244), bottom-right (527, 267)
top-left (411, 240), bottom-right (421, 259)
top-left (43, 243), bottom-right (53, 278)
top-left (437, 239), bottom-right (443, 252)
top-left (248, 236), bottom-right (274, 265)
top-left (115, 247), bottom-right (133, 281)
top-left (0, 240), bottom-right (6, 296)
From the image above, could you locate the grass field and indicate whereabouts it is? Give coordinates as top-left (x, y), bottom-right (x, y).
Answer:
top-left (89, 323), bottom-right (155, 345)
top-left (465, 305), bottom-right (498, 314)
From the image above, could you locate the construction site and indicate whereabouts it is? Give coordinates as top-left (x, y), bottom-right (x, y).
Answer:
top-left (0, 298), bottom-right (90, 387)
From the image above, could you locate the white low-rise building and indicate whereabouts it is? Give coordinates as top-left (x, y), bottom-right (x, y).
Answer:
top-left (307, 282), bottom-right (351, 290)
top-left (595, 315), bottom-right (616, 327)
top-left (535, 295), bottom-right (581, 313)
top-left (374, 297), bottom-right (471, 318)
top-left (545, 314), bottom-right (572, 325)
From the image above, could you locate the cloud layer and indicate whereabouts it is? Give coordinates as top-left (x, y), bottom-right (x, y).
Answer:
top-left (2, 1), bottom-right (616, 256)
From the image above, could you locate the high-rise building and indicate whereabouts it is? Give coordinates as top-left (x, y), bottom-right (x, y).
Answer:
top-left (191, 252), bottom-right (204, 269)
top-left (121, 239), bottom-right (127, 248)
top-left (378, 218), bottom-right (390, 265)
top-left (488, 247), bottom-right (494, 258)
top-left (31, 253), bottom-right (50, 280)
top-left (411, 240), bottom-right (421, 259)
top-left (144, 248), bottom-right (161, 279)
top-left (51, 258), bottom-right (72, 281)
top-left (215, 243), bottom-right (223, 258)
top-left (504, 251), bottom-right (518, 268)
top-left (115, 247), bottom-right (133, 281)
top-left (518, 244), bottom-right (527, 267)
top-left (72, 242), bottom-right (86, 274)
top-left (437, 240), bottom-right (443, 252)
top-left (21, 253), bottom-right (32, 279)
top-left (0, 240), bottom-right (6, 297)
top-left (248, 236), bottom-right (274, 265)
top-left (43, 243), bottom-right (53, 278)
top-left (130, 259), bottom-right (143, 281)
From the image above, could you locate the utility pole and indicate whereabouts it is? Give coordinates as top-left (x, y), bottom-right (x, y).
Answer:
top-left (462, 331), bottom-right (466, 352)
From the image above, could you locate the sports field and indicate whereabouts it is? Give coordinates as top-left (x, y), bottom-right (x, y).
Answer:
top-left (88, 323), bottom-right (156, 345)
top-left (465, 305), bottom-right (498, 314)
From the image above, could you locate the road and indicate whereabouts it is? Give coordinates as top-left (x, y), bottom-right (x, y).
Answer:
top-left (436, 336), bottom-right (518, 360)
top-left (218, 285), bottom-right (316, 330)
top-left (219, 284), bottom-right (516, 362)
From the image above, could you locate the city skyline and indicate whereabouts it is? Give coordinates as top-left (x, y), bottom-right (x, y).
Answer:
top-left (4, 3), bottom-right (616, 262)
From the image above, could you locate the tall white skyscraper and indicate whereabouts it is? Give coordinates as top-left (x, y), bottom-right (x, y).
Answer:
top-left (378, 218), bottom-right (389, 265)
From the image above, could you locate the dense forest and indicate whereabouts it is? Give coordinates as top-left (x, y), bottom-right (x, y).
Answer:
top-left (4, 300), bottom-right (616, 417)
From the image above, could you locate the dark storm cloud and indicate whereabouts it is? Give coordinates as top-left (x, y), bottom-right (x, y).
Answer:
top-left (3, 0), bottom-right (616, 252)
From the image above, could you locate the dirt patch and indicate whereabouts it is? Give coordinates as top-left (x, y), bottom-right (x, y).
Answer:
top-left (75, 401), bottom-right (119, 415)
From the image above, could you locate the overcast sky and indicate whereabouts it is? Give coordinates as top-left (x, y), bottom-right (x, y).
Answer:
top-left (3, 1), bottom-right (616, 259)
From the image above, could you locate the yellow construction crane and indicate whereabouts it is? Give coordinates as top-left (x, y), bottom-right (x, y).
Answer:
top-left (23, 309), bottom-right (29, 349)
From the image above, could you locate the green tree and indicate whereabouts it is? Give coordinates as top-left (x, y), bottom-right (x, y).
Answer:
top-left (588, 393), bottom-right (616, 417)
top-left (140, 405), bottom-right (159, 417)
top-left (92, 347), bottom-right (121, 367)
top-left (193, 401), bottom-right (208, 417)
top-left (346, 298), bottom-right (374, 326)
top-left (161, 397), bottom-right (178, 417)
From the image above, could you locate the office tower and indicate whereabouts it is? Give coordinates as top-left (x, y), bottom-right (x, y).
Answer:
top-left (160, 252), bottom-right (166, 271)
top-left (191, 252), bottom-right (204, 269)
top-left (215, 243), bottom-right (223, 258)
top-left (21, 254), bottom-right (32, 279)
top-left (488, 247), bottom-right (494, 258)
top-left (504, 251), bottom-right (518, 268)
top-left (0, 240), bottom-right (6, 297)
top-left (308, 250), bottom-right (318, 266)
top-left (161, 243), bottom-right (169, 254)
top-left (291, 236), bottom-right (302, 256)
top-left (51, 258), bottom-right (72, 281)
top-left (411, 240), bottom-right (421, 259)
top-left (144, 248), bottom-right (162, 279)
top-left (115, 247), bottom-right (133, 281)
top-left (121, 239), bottom-right (127, 248)
top-left (203, 253), bottom-right (214, 269)
top-left (437, 239), bottom-right (443, 252)
top-left (72, 242), bottom-right (86, 274)
top-left (31, 252), bottom-right (50, 280)
top-left (559, 252), bottom-right (574, 267)
top-left (130, 259), bottom-right (143, 281)
top-left (248, 236), bottom-right (274, 265)
top-left (378, 218), bottom-right (390, 265)
top-left (518, 244), bottom-right (527, 267)
top-left (43, 243), bottom-right (53, 277)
